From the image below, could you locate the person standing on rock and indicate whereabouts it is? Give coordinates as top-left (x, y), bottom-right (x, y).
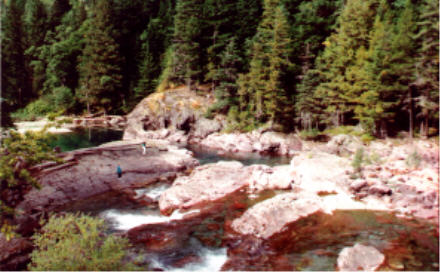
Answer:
top-left (117, 165), bottom-right (122, 178)
top-left (142, 142), bottom-right (147, 155)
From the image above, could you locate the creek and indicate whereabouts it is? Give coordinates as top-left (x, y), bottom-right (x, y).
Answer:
top-left (52, 130), bottom-right (438, 271)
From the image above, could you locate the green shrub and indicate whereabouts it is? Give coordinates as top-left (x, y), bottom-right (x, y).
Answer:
top-left (29, 213), bottom-right (145, 271)
top-left (324, 126), bottom-right (363, 137)
top-left (1, 130), bottom-right (61, 239)
top-left (53, 86), bottom-right (73, 108)
top-left (369, 151), bottom-right (382, 164)
top-left (11, 98), bottom-right (53, 121)
top-left (56, 117), bottom-right (73, 124)
top-left (351, 147), bottom-right (365, 174)
top-left (298, 128), bottom-right (320, 140)
top-left (360, 133), bottom-right (375, 144)
top-left (406, 150), bottom-right (421, 169)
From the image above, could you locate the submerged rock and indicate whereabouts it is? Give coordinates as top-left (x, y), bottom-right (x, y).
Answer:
top-left (231, 193), bottom-right (328, 239)
top-left (337, 243), bottom-right (384, 271)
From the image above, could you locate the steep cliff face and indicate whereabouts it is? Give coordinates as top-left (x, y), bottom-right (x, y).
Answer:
top-left (123, 86), bottom-right (224, 143)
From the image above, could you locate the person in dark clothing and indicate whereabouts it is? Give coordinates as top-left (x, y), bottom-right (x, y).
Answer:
top-left (117, 165), bottom-right (122, 178)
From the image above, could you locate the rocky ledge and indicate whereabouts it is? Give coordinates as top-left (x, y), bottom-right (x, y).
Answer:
top-left (16, 140), bottom-right (198, 233)
top-left (231, 193), bottom-right (328, 239)
top-left (159, 140), bottom-right (438, 236)
top-left (122, 87), bottom-right (302, 155)
top-left (159, 161), bottom-right (294, 215)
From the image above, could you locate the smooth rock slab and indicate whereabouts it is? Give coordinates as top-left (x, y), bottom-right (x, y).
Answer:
top-left (20, 142), bottom-right (198, 213)
top-left (337, 244), bottom-right (385, 271)
top-left (231, 193), bottom-right (328, 239)
top-left (159, 161), bottom-right (249, 214)
top-left (159, 161), bottom-right (295, 214)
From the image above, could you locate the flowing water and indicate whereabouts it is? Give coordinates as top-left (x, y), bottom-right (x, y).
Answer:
top-left (56, 130), bottom-right (438, 271)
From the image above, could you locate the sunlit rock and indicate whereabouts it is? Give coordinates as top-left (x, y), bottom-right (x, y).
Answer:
top-left (337, 243), bottom-right (384, 271)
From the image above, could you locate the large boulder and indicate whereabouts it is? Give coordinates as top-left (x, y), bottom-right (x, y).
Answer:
top-left (337, 244), bottom-right (384, 271)
top-left (159, 161), bottom-right (249, 214)
top-left (246, 165), bottom-right (293, 192)
top-left (200, 131), bottom-right (302, 155)
top-left (290, 152), bottom-right (350, 195)
top-left (231, 193), bottom-right (328, 239)
top-left (123, 87), bottom-right (217, 142)
top-left (191, 117), bottom-right (224, 140)
top-left (326, 134), bottom-right (363, 156)
top-left (259, 132), bottom-right (302, 155)
top-left (199, 133), bottom-right (256, 153)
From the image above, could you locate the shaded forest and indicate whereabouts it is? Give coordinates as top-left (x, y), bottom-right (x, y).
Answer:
top-left (1, 0), bottom-right (438, 137)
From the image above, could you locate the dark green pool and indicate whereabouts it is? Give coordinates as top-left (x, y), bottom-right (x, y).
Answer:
top-left (47, 127), bottom-right (123, 152)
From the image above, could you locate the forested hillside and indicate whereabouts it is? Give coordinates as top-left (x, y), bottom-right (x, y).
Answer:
top-left (1, 0), bottom-right (438, 137)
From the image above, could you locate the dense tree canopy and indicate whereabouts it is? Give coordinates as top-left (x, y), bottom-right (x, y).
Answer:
top-left (1, 0), bottom-right (438, 136)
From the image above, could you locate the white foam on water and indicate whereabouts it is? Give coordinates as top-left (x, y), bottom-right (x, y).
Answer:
top-left (135, 183), bottom-right (170, 200)
top-left (154, 247), bottom-right (227, 272)
top-left (175, 247), bottom-right (228, 272)
top-left (101, 208), bottom-right (200, 231)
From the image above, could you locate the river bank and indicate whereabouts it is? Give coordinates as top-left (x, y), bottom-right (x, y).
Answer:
top-left (2, 87), bottom-right (438, 270)
top-left (1, 129), bottom-right (438, 270)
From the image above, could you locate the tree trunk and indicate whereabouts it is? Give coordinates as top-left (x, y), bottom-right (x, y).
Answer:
top-left (85, 90), bottom-right (90, 115)
top-left (423, 114), bottom-right (429, 138)
top-left (408, 87), bottom-right (414, 140)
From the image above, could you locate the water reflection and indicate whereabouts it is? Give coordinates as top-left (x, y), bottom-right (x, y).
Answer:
top-left (187, 144), bottom-right (291, 166)
top-left (46, 127), bottom-right (123, 152)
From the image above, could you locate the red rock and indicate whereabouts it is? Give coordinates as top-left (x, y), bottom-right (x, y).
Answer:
top-left (0, 235), bottom-right (33, 271)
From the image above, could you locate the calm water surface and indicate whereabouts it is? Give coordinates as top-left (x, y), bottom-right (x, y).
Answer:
top-left (47, 127), bottom-right (123, 151)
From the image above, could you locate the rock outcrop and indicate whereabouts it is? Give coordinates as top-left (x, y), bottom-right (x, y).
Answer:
top-left (326, 134), bottom-right (363, 156)
top-left (19, 141), bottom-right (198, 215)
top-left (337, 244), bottom-right (384, 271)
top-left (159, 161), bottom-right (249, 214)
top-left (123, 87), bottom-right (223, 144)
top-left (0, 234), bottom-right (33, 271)
top-left (231, 193), bottom-right (328, 239)
top-left (158, 161), bottom-right (295, 215)
top-left (199, 131), bottom-right (302, 155)
top-left (290, 152), bottom-right (350, 194)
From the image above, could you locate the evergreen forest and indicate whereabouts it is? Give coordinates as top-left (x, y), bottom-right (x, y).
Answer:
top-left (2, 0), bottom-right (439, 138)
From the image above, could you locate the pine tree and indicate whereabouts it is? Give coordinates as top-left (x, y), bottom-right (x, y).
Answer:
top-left (163, 0), bottom-right (203, 90)
top-left (289, 0), bottom-right (343, 88)
top-left (78, 0), bottom-right (123, 114)
top-left (414, 0), bottom-right (439, 137)
top-left (388, 1), bottom-right (417, 138)
top-left (134, 26), bottom-right (156, 99)
top-left (1, 0), bottom-right (31, 109)
top-left (315, 0), bottom-right (378, 127)
top-left (207, 38), bottom-right (242, 116)
top-left (133, 0), bottom-right (175, 102)
top-left (23, 0), bottom-right (48, 95)
top-left (237, 0), bottom-right (292, 130)
top-left (48, 0), bottom-right (71, 31)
